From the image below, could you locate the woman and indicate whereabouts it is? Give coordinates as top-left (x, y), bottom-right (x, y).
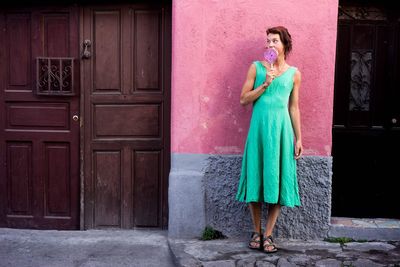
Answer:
top-left (236, 26), bottom-right (302, 253)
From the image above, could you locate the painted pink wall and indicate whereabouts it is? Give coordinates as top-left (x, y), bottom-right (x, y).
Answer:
top-left (171, 0), bottom-right (339, 156)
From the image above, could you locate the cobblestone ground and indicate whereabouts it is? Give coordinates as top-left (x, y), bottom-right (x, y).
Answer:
top-left (169, 238), bottom-right (400, 267)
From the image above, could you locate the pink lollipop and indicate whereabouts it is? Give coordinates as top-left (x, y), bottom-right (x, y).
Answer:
top-left (263, 48), bottom-right (278, 70)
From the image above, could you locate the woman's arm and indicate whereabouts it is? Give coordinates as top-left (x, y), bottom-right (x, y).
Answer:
top-left (240, 63), bottom-right (272, 106)
top-left (289, 69), bottom-right (303, 159)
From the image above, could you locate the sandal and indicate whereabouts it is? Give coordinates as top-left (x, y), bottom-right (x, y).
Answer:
top-left (262, 234), bottom-right (278, 253)
top-left (248, 232), bottom-right (262, 250)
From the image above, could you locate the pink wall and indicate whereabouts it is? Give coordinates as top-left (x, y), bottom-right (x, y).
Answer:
top-left (171, 0), bottom-right (339, 156)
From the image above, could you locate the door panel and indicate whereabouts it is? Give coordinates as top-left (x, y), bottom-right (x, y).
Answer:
top-left (94, 104), bottom-right (160, 138)
top-left (0, 6), bottom-right (80, 229)
top-left (7, 102), bottom-right (70, 129)
top-left (135, 10), bottom-right (161, 90)
top-left (83, 4), bottom-right (170, 229)
top-left (134, 150), bottom-right (161, 227)
top-left (45, 143), bottom-right (71, 217)
top-left (6, 142), bottom-right (33, 217)
top-left (94, 150), bottom-right (121, 227)
top-left (93, 11), bottom-right (121, 91)
top-left (7, 14), bottom-right (31, 90)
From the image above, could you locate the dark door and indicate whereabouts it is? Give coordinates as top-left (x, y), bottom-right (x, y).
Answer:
top-left (82, 3), bottom-right (171, 229)
top-left (332, 4), bottom-right (400, 218)
top-left (0, 6), bottom-right (80, 229)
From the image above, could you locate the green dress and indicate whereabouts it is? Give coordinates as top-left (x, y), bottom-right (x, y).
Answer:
top-left (236, 61), bottom-right (301, 207)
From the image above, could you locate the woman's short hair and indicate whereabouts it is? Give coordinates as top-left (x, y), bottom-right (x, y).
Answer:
top-left (266, 26), bottom-right (292, 58)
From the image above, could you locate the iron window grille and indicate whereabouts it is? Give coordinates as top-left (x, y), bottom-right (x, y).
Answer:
top-left (36, 57), bottom-right (75, 96)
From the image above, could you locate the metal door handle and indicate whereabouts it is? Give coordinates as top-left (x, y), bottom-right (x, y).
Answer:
top-left (392, 118), bottom-right (397, 124)
top-left (82, 39), bottom-right (91, 59)
top-left (73, 115), bottom-right (79, 121)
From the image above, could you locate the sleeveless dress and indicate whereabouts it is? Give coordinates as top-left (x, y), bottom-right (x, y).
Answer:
top-left (236, 61), bottom-right (301, 207)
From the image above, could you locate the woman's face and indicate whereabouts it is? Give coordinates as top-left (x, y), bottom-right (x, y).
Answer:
top-left (266, 33), bottom-right (285, 58)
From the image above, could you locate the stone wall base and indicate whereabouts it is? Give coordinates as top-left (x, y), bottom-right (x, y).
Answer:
top-left (168, 153), bottom-right (332, 240)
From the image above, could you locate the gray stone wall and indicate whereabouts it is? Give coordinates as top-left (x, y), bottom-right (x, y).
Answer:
top-left (168, 154), bottom-right (209, 238)
top-left (168, 153), bottom-right (332, 240)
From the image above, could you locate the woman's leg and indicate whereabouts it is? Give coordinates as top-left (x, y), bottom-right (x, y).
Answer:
top-left (262, 204), bottom-right (281, 252)
top-left (248, 202), bottom-right (262, 249)
top-left (249, 202), bottom-right (262, 233)
top-left (264, 204), bottom-right (281, 236)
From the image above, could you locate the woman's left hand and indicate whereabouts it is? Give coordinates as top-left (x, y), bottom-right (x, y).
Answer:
top-left (294, 140), bottom-right (303, 159)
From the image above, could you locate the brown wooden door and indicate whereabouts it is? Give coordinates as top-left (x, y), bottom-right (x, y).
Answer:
top-left (82, 3), bottom-right (171, 229)
top-left (0, 6), bottom-right (80, 229)
top-left (332, 5), bottom-right (400, 218)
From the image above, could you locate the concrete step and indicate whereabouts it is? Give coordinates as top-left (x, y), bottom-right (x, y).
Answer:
top-left (328, 217), bottom-right (400, 241)
top-left (0, 228), bottom-right (176, 267)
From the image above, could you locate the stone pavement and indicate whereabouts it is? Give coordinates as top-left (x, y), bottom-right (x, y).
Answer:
top-left (168, 238), bottom-right (400, 267)
top-left (1, 225), bottom-right (400, 267)
top-left (0, 228), bottom-right (175, 267)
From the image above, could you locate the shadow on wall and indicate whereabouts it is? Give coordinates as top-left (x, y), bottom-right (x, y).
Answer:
top-left (201, 36), bottom-right (266, 154)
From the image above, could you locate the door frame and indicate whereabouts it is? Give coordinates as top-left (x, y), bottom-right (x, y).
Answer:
top-left (332, 2), bottom-right (400, 218)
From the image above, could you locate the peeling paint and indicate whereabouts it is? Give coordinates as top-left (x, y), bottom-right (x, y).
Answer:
top-left (214, 146), bottom-right (241, 154)
top-left (303, 148), bottom-right (319, 155)
top-left (227, 86), bottom-right (232, 98)
top-left (324, 145), bottom-right (331, 156)
top-left (201, 96), bottom-right (210, 103)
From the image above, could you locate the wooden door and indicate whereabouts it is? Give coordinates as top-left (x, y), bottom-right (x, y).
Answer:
top-left (82, 3), bottom-right (171, 229)
top-left (0, 6), bottom-right (80, 229)
top-left (332, 5), bottom-right (400, 218)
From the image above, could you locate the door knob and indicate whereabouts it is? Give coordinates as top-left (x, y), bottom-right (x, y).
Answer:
top-left (72, 115), bottom-right (79, 121)
top-left (82, 39), bottom-right (91, 59)
top-left (392, 118), bottom-right (397, 124)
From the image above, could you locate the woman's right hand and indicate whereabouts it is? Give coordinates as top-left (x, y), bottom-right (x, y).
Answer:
top-left (263, 74), bottom-right (273, 88)
top-left (262, 81), bottom-right (270, 89)
top-left (264, 69), bottom-right (277, 87)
